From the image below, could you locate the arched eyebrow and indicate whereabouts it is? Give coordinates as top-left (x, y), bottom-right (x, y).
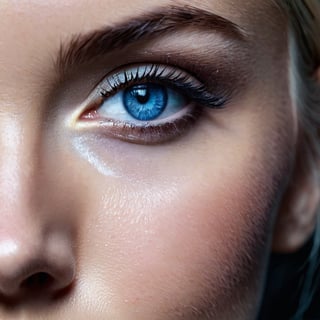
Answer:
top-left (56, 5), bottom-right (246, 78)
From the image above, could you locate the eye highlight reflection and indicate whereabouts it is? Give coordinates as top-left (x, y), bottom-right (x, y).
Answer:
top-left (78, 64), bottom-right (228, 144)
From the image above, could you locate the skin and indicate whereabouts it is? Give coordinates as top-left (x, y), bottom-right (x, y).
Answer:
top-left (0, 0), bottom-right (303, 319)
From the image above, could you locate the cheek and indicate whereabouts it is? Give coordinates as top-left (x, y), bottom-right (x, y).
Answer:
top-left (73, 121), bottom-right (292, 319)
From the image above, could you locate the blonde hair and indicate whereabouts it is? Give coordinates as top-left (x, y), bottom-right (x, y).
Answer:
top-left (278, 1), bottom-right (320, 318)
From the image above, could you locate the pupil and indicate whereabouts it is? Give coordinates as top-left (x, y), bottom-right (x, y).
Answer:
top-left (133, 87), bottom-right (150, 104)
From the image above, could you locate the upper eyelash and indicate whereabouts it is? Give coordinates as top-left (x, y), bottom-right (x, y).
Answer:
top-left (98, 64), bottom-right (228, 108)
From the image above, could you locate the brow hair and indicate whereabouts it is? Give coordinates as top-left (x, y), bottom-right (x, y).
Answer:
top-left (56, 5), bottom-right (246, 79)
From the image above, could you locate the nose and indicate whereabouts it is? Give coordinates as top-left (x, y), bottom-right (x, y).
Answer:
top-left (0, 119), bottom-right (76, 302)
top-left (0, 233), bottom-right (75, 300)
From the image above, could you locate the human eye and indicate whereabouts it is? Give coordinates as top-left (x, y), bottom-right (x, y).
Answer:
top-left (77, 63), bottom-right (228, 144)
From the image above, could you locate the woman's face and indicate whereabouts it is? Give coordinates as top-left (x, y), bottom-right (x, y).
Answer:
top-left (0, 0), bottom-right (296, 319)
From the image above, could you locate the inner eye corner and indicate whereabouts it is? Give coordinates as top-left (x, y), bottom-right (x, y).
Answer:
top-left (76, 96), bottom-right (105, 122)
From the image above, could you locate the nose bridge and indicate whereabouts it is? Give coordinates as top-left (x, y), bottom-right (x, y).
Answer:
top-left (0, 114), bottom-right (46, 263)
top-left (0, 115), bottom-right (41, 221)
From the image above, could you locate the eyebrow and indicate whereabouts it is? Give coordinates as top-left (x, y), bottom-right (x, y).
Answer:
top-left (56, 5), bottom-right (246, 78)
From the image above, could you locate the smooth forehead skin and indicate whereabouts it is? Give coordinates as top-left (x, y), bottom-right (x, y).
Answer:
top-left (0, 1), bottom-right (296, 320)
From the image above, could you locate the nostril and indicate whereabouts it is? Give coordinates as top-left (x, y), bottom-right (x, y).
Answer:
top-left (0, 234), bottom-right (75, 302)
top-left (20, 272), bottom-right (54, 291)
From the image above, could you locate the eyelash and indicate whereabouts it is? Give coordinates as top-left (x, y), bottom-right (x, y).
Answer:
top-left (79, 63), bottom-right (228, 144)
top-left (99, 64), bottom-right (226, 108)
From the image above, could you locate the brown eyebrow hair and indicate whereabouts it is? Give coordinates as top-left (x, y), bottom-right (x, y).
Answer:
top-left (56, 5), bottom-right (246, 78)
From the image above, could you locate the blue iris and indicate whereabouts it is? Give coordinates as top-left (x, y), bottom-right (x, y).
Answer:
top-left (123, 84), bottom-right (168, 121)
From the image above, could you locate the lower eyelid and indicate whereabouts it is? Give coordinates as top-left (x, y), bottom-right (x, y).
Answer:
top-left (89, 109), bottom-right (202, 145)
top-left (75, 100), bottom-right (203, 145)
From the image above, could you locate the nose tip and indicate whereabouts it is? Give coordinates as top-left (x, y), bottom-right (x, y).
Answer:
top-left (0, 237), bottom-right (75, 300)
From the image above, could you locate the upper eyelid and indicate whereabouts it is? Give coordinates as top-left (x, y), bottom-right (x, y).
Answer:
top-left (56, 5), bottom-right (247, 81)
top-left (51, 29), bottom-right (251, 118)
